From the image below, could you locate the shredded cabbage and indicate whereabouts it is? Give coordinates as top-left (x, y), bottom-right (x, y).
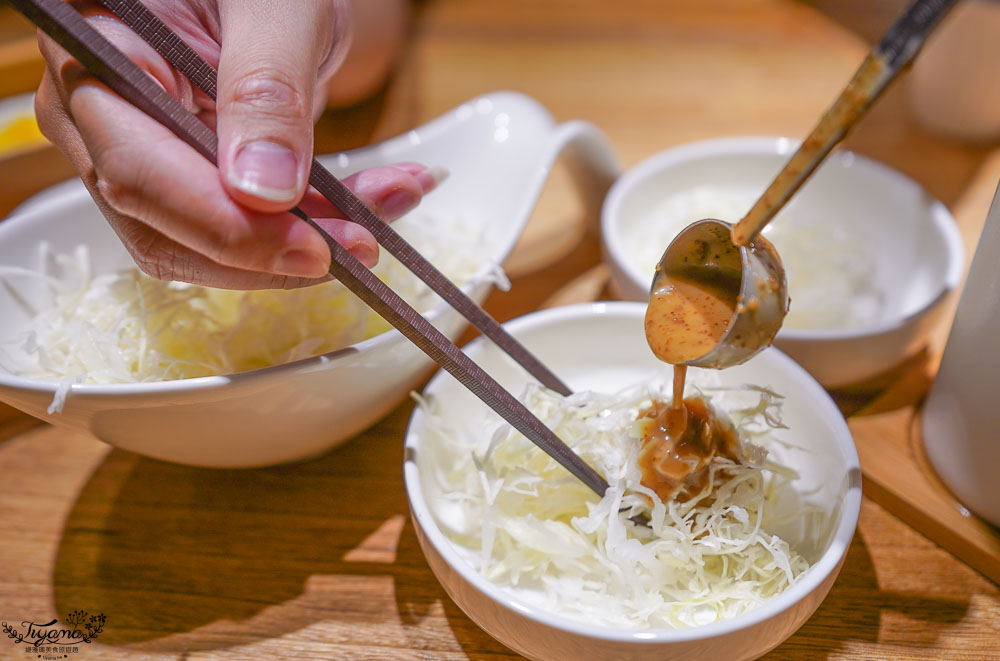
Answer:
top-left (0, 206), bottom-right (506, 398)
top-left (417, 377), bottom-right (810, 629)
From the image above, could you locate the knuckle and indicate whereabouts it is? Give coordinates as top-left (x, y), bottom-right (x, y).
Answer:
top-left (95, 176), bottom-right (134, 216)
top-left (127, 237), bottom-right (205, 286)
top-left (130, 252), bottom-right (167, 281)
top-left (122, 232), bottom-right (177, 282)
top-left (197, 211), bottom-right (263, 271)
top-left (91, 144), bottom-right (155, 217)
top-left (94, 168), bottom-right (142, 217)
top-left (267, 274), bottom-right (294, 289)
top-left (274, 274), bottom-right (327, 290)
top-left (223, 72), bottom-right (311, 124)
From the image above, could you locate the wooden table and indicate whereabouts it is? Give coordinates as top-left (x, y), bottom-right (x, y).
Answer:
top-left (1, 1), bottom-right (998, 659)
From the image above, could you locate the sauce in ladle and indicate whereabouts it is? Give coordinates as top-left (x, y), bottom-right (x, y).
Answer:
top-left (644, 268), bottom-right (739, 365)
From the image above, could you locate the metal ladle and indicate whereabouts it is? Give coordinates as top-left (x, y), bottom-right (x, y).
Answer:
top-left (648, 0), bottom-right (958, 369)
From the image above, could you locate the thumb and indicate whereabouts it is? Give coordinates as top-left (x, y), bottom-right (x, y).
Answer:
top-left (216, 1), bottom-right (350, 213)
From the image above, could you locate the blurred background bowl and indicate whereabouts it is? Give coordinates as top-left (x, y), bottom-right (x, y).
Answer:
top-left (0, 92), bottom-right (77, 217)
top-left (601, 136), bottom-right (964, 388)
top-left (0, 91), bottom-right (618, 467)
top-left (404, 301), bottom-right (861, 661)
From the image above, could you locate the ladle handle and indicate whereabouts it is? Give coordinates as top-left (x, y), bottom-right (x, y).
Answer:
top-left (731, 0), bottom-right (959, 246)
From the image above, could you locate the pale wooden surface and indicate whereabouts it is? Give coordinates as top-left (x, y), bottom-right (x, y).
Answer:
top-left (1, 1), bottom-right (999, 659)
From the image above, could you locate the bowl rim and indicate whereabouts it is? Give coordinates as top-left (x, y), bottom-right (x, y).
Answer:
top-left (600, 135), bottom-right (965, 341)
top-left (0, 91), bottom-right (552, 397)
top-left (403, 300), bottom-right (862, 644)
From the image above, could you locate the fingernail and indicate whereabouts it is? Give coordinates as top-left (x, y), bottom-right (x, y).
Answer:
top-left (275, 249), bottom-right (329, 277)
top-left (415, 165), bottom-right (450, 192)
top-left (229, 140), bottom-right (301, 202)
top-left (381, 189), bottom-right (418, 218)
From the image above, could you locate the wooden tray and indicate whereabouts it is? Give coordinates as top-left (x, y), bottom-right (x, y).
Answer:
top-left (854, 408), bottom-right (1000, 584)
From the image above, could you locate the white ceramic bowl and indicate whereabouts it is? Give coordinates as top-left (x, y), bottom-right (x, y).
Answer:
top-left (404, 302), bottom-right (861, 661)
top-left (601, 137), bottom-right (964, 388)
top-left (0, 91), bottom-right (619, 467)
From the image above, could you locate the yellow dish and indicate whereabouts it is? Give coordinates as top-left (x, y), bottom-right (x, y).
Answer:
top-left (0, 94), bottom-right (46, 155)
top-left (0, 113), bottom-right (44, 153)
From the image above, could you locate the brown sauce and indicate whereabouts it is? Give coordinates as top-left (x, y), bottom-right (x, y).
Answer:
top-left (643, 269), bottom-right (738, 365)
top-left (636, 396), bottom-right (741, 503)
top-left (642, 271), bottom-right (742, 503)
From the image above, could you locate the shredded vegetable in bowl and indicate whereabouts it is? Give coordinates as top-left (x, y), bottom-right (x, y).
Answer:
top-left (0, 206), bottom-right (505, 408)
top-left (417, 377), bottom-right (811, 629)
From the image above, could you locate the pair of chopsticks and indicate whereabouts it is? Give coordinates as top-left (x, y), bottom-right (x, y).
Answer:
top-left (11, 0), bottom-right (610, 497)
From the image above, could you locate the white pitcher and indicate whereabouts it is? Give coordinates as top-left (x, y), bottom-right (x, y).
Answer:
top-left (922, 181), bottom-right (1000, 527)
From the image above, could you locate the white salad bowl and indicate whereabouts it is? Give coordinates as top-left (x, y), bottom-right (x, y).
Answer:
top-left (0, 91), bottom-right (619, 467)
top-left (601, 137), bottom-right (964, 388)
top-left (404, 302), bottom-right (861, 661)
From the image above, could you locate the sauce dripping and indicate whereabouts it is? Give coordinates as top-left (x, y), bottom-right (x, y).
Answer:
top-left (641, 269), bottom-right (742, 502)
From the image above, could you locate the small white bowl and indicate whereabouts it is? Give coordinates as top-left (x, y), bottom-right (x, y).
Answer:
top-left (0, 91), bottom-right (619, 467)
top-left (404, 302), bottom-right (861, 661)
top-left (601, 137), bottom-right (964, 388)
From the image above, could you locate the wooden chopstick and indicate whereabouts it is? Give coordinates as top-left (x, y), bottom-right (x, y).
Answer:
top-left (94, 0), bottom-right (573, 397)
top-left (9, 0), bottom-right (609, 496)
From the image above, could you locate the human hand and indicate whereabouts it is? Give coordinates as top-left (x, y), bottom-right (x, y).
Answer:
top-left (34, 0), bottom-right (433, 289)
